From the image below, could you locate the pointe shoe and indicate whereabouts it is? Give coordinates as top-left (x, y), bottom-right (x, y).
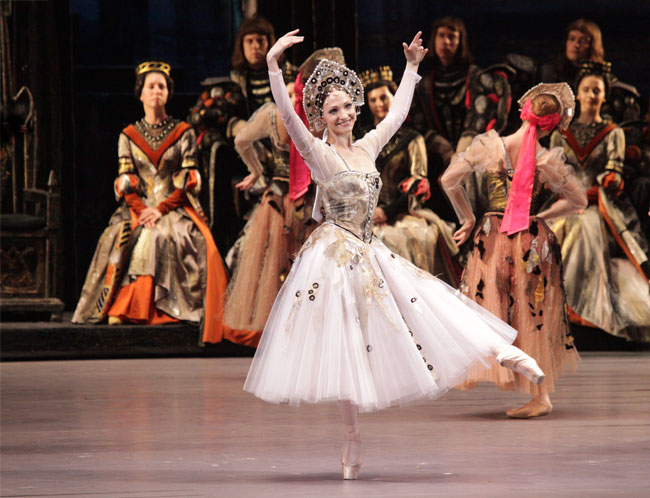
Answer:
top-left (495, 344), bottom-right (545, 385)
top-left (107, 316), bottom-right (123, 326)
top-left (341, 430), bottom-right (362, 480)
top-left (506, 399), bottom-right (553, 419)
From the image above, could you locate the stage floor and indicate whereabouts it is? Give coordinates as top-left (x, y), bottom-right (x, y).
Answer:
top-left (2, 353), bottom-right (649, 497)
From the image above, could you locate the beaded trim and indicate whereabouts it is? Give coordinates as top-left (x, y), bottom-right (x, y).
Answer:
top-left (302, 59), bottom-right (364, 132)
top-left (134, 117), bottom-right (178, 149)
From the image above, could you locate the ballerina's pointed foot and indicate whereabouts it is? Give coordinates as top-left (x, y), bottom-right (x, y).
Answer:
top-left (495, 344), bottom-right (545, 385)
top-left (506, 398), bottom-right (553, 419)
top-left (342, 463), bottom-right (361, 480)
top-left (108, 316), bottom-right (123, 326)
top-left (341, 430), bottom-right (362, 480)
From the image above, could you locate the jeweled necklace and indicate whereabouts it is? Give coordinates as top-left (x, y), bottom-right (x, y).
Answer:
top-left (135, 116), bottom-right (176, 149)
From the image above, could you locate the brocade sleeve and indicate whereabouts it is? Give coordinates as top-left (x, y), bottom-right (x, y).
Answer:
top-left (604, 127), bottom-right (625, 174)
top-left (114, 133), bottom-right (141, 201)
top-left (172, 128), bottom-right (201, 196)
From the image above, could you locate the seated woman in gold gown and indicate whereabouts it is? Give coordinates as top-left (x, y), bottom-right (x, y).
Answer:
top-left (550, 61), bottom-right (650, 343)
top-left (72, 61), bottom-right (245, 345)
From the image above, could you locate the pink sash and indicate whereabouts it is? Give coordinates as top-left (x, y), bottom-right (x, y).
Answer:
top-left (500, 100), bottom-right (561, 235)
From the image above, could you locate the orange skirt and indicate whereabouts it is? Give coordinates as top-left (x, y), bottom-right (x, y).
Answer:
top-left (108, 275), bottom-right (179, 324)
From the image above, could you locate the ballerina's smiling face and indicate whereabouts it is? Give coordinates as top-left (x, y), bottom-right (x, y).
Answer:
top-left (321, 90), bottom-right (357, 135)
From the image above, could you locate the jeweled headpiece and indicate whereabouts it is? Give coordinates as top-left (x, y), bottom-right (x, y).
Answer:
top-left (136, 61), bottom-right (171, 77)
top-left (359, 66), bottom-right (393, 89)
top-left (575, 60), bottom-right (613, 96)
top-left (303, 59), bottom-right (364, 132)
top-left (518, 82), bottom-right (575, 130)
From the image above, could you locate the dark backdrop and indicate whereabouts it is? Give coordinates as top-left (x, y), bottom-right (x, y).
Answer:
top-left (22, 0), bottom-right (649, 308)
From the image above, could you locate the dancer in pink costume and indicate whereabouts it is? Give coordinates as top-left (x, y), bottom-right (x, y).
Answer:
top-left (442, 83), bottom-right (587, 418)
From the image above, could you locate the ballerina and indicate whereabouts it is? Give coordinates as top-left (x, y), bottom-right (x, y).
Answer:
top-left (441, 82), bottom-right (587, 418)
top-left (244, 29), bottom-right (545, 479)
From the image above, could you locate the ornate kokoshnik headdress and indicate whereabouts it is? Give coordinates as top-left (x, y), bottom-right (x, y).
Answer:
top-left (136, 61), bottom-right (172, 77)
top-left (303, 59), bottom-right (364, 132)
top-left (518, 82), bottom-right (575, 130)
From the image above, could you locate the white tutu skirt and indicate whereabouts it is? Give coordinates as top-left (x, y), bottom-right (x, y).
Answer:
top-left (244, 222), bottom-right (517, 412)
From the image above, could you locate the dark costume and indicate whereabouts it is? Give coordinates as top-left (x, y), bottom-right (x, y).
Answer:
top-left (409, 60), bottom-right (512, 220)
top-left (368, 124), bottom-right (460, 285)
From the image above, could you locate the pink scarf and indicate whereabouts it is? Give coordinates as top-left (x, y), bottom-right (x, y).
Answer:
top-left (500, 100), bottom-right (561, 235)
top-left (289, 71), bottom-right (311, 201)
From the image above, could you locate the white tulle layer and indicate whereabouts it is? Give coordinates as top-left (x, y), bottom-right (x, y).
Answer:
top-left (244, 222), bottom-right (517, 412)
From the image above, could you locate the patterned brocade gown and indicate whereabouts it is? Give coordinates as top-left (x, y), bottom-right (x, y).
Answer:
top-left (550, 123), bottom-right (650, 342)
top-left (244, 69), bottom-right (522, 413)
top-left (72, 119), bottom-right (231, 344)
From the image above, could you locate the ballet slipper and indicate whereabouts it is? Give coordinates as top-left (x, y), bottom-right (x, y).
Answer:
top-left (341, 426), bottom-right (362, 480)
top-left (494, 344), bottom-right (545, 385)
top-left (108, 316), bottom-right (123, 326)
top-left (506, 398), bottom-right (553, 419)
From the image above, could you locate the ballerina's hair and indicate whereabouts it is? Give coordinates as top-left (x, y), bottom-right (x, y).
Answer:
top-left (302, 59), bottom-right (364, 132)
top-left (531, 94), bottom-right (561, 118)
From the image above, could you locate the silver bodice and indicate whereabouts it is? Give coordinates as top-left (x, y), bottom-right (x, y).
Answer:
top-left (319, 171), bottom-right (382, 243)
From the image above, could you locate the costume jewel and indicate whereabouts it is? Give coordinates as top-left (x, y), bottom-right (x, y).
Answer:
top-left (302, 59), bottom-right (364, 132)
top-left (136, 61), bottom-right (171, 77)
top-left (359, 66), bottom-right (394, 89)
top-left (141, 116), bottom-right (171, 130)
top-left (576, 60), bottom-right (612, 81)
top-left (518, 82), bottom-right (575, 130)
top-left (135, 117), bottom-right (177, 148)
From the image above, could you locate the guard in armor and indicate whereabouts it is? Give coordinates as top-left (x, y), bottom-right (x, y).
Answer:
top-left (621, 108), bottom-right (650, 239)
top-left (187, 78), bottom-right (249, 252)
top-left (538, 18), bottom-right (641, 127)
top-left (409, 16), bottom-right (511, 221)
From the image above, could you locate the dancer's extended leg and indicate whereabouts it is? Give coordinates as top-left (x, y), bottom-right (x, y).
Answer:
top-left (494, 343), bottom-right (545, 385)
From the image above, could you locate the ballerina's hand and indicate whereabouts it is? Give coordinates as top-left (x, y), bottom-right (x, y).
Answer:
top-left (402, 31), bottom-right (428, 65)
top-left (452, 220), bottom-right (475, 245)
top-left (266, 29), bottom-right (304, 66)
top-left (236, 173), bottom-right (260, 191)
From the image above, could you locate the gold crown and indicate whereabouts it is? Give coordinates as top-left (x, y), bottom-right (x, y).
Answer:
top-left (136, 61), bottom-right (171, 77)
top-left (359, 66), bottom-right (393, 89)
